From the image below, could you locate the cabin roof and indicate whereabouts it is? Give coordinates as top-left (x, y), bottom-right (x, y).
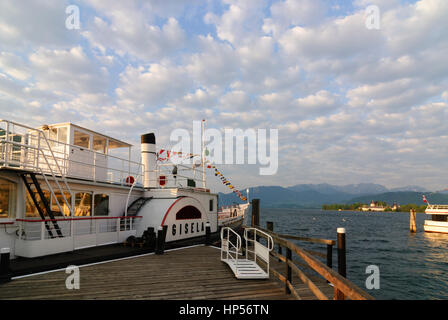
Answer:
top-left (37, 122), bottom-right (132, 149)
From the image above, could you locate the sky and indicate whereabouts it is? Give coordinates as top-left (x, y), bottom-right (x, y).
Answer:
top-left (0, 0), bottom-right (447, 193)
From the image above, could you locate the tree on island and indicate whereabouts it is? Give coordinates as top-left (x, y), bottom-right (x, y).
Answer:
top-left (322, 203), bottom-right (427, 213)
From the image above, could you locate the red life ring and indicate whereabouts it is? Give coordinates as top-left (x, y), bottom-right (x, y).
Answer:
top-left (158, 175), bottom-right (166, 186)
top-left (125, 176), bottom-right (135, 185)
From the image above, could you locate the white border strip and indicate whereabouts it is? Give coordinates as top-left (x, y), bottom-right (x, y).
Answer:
top-left (12, 244), bottom-right (205, 280)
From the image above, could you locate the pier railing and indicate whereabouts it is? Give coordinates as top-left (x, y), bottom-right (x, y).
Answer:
top-left (242, 223), bottom-right (374, 300)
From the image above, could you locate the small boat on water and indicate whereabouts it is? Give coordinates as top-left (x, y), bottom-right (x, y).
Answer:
top-left (0, 119), bottom-right (247, 262)
top-left (218, 202), bottom-right (250, 229)
top-left (423, 195), bottom-right (448, 233)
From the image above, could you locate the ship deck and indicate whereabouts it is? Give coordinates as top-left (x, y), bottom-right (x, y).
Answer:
top-left (0, 245), bottom-right (333, 300)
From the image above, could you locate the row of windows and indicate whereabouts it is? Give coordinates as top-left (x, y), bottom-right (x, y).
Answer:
top-left (0, 178), bottom-right (109, 219)
top-left (25, 191), bottom-right (109, 217)
top-left (1, 177), bottom-right (216, 219)
top-left (46, 127), bottom-right (108, 154)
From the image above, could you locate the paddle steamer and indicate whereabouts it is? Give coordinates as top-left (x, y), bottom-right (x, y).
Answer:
top-left (0, 119), bottom-right (247, 259)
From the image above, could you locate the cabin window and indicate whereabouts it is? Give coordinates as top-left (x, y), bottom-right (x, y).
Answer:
top-left (209, 199), bottom-right (214, 211)
top-left (432, 215), bottom-right (448, 222)
top-left (74, 130), bottom-right (90, 149)
top-left (0, 178), bottom-right (16, 219)
top-left (49, 128), bottom-right (58, 142)
top-left (94, 194), bottom-right (109, 216)
top-left (58, 127), bottom-right (67, 144)
top-left (51, 192), bottom-right (72, 217)
top-left (25, 189), bottom-right (51, 217)
top-left (176, 206), bottom-right (202, 220)
top-left (47, 127), bottom-right (68, 147)
top-left (93, 135), bottom-right (107, 154)
top-left (75, 192), bottom-right (92, 216)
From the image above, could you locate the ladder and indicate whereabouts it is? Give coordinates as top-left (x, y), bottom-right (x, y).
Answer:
top-left (21, 172), bottom-right (63, 238)
top-left (4, 121), bottom-right (75, 238)
top-left (221, 227), bottom-right (274, 279)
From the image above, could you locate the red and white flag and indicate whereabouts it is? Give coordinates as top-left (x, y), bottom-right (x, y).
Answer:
top-left (422, 195), bottom-right (427, 203)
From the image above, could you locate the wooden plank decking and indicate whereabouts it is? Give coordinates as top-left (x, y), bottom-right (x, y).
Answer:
top-left (0, 245), bottom-right (333, 300)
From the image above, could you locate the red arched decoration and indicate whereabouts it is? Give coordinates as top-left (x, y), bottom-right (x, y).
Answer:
top-left (176, 206), bottom-right (202, 220)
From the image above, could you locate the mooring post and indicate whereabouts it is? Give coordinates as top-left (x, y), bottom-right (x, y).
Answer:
top-left (205, 222), bottom-right (211, 245)
top-left (335, 228), bottom-right (346, 300)
top-left (267, 221), bottom-right (281, 262)
top-left (410, 209), bottom-right (417, 233)
top-left (285, 247), bottom-right (292, 294)
top-left (327, 244), bottom-right (333, 269)
top-left (326, 243), bottom-right (333, 284)
top-left (156, 226), bottom-right (167, 255)
top-left (0, 248), bottom-right (11, 284)
top-left (251, 199), bottom-right (261, 245)
top-left (251, 199), bottom-right (260, 227)
top-left (147, 227), bottom-right (156, 251)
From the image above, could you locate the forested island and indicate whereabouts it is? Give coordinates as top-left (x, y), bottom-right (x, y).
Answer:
top-left (322, 203), bottom-right (427, 213)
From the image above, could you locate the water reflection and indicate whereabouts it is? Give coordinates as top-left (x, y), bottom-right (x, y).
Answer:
top-left (259, 208), bottom-right (448, 299)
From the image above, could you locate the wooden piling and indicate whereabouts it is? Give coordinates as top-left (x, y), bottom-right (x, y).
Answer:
top-left (156, 226), bottom-right (167, 255)
top-left (205, 222), bottom-right (211, 245)
top-left (326, 244), bottom-right (333, 284)
top-left (267, 221), bottom-right (283, 262)
top-left (147, 227), bottom-right (156, 251)
top-left (410, 209), bottom-right (417, 233)
top-left (0, 247), bottom-right (11, 284)
top-left (335, 228), bottom-right (346, 300)
top-left (326, 244), bottom-right (333, 269)
top-left (285, 248), bottom-right (292, 294)
top-left (251, 199), bottom-right (260, 227)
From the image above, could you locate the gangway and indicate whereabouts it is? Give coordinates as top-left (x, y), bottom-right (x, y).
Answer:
top-left (220, 227), bottom-right (274, 279)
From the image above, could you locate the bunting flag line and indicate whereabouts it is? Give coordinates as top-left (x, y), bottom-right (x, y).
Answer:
top-left (205, 161), bottom-right (247, 202)
top-left (155, 148), bottom-right (247, 202)
top-left (157, 149), bottom-right (198, 162)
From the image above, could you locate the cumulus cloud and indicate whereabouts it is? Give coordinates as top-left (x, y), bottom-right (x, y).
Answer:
top-left (0, 0), bottom-right (78, 48)
top-left (0, 0), bottom-right (448, 191)
top-left (82, 15), bottom-right (186, 61)
top-left (116, 63), bottom-right (192, 109)
top-left (29, 46), bottom-right (109, 94)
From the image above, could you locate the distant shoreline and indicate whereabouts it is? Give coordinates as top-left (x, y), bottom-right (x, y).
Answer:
top-left (322, 209), bottom-right (426, 214)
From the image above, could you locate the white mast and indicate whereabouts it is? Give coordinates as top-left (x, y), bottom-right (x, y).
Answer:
top-left (202, 119), bottom-right (206, 188)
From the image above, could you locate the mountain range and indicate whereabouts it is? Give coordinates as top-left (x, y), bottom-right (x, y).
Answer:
top-left (218, 183), bottom-right (448, 208)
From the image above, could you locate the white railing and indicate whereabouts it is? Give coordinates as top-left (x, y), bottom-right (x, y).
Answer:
top-left (221, 227), bottom-right (241, 264)
top-left (427, 204), bottom-right (448, 210)
top-left (16, 216), bottom-right (141, 241)
top-left (243, 227), bottom-right (274, 274)
top-left (14, 216), bottom-right (142, 257)
top-left (151, 162), bottom-right (205, 189)
top-left (0, 119), bottom-right (144, 187)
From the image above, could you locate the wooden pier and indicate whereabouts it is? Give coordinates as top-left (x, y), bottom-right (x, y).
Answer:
top-left (0, 199), bottom-right (373, 300)
top-left (0, 245), bottom-right (337, 300)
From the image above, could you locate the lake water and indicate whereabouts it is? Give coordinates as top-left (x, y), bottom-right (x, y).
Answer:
top-left (256, 208), bottom-right (448, 300)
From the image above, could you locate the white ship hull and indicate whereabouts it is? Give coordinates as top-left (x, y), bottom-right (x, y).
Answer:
top-left (0, 119), bottom-right (227, 260)
top-left (423, 221), bottom-right (448, 233)
top-left (424, 204), bottom-right (448, 234)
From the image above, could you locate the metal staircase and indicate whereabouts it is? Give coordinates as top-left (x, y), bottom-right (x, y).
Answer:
top-left (124, 197), bottom-right (153, 216)
top-left (0, 120), bottom-right (73, 225)
top-left (21, 173), bottom-right (63, 238)
top-left (221, 227), bottom-right (274, 279)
